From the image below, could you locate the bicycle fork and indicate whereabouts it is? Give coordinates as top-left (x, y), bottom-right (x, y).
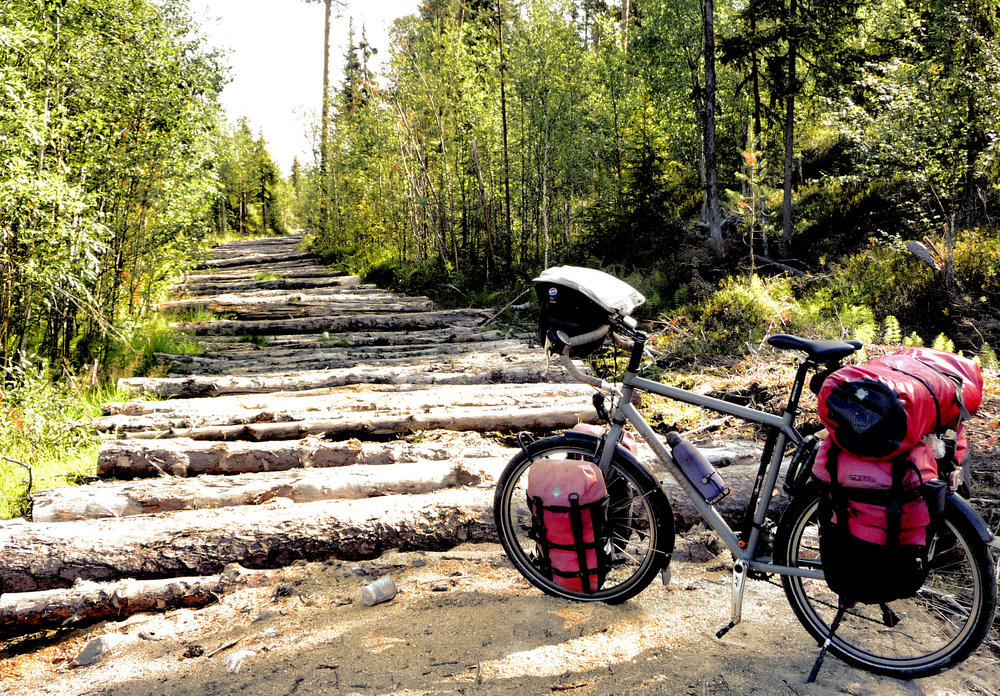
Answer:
top-left (715, 559), bottom-right (749, 639)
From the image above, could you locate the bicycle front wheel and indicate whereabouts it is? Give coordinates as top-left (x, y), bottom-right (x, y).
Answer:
top-left (493, 433), bottom-right (675, 604)
top-left (775, 488), bottom-right (997, 679)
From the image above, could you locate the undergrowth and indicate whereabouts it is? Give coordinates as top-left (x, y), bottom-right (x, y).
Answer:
top-left (0, 361), bottom-right (140, 519)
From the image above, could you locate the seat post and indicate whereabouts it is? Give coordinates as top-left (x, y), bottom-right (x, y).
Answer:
top-left (784, 359), bottom-right (816, 418)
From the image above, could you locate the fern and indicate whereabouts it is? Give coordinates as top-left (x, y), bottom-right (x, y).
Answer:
top-left (903, 331), bottom-right (924, 347)
top-left (932, 333), bottom-right (955, 353)
top-left (882, 315), bottom-right (902, 345)
top-left (852, 322), bottom-right (877, 347)
top-left (979, 342), bottom-right (999, 373)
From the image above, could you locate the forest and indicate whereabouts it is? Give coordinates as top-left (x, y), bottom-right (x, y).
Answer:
top-left (1, 0), bottom-right (999, 503)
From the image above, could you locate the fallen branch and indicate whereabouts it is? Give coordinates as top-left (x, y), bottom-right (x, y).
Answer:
top-left (1, 455), bottom-right (32, 494)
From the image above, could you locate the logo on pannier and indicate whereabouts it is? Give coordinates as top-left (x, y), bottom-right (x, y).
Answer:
top-left (847, 474), bottom-right (877, 483)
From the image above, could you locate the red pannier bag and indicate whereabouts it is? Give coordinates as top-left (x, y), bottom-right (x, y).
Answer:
top-left (817, 347), bottom-right (982, 459)
top-left (811, 438), bottom-right (945, 604)
top-left (527, 458), bottom-right (611, 594)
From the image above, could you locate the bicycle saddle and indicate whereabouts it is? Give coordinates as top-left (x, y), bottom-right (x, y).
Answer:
top-left (767, 334), bottom-right (861, 361)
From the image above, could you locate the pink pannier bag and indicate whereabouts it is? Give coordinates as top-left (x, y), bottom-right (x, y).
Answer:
top-left (526, 458), bottom-right (610, 594)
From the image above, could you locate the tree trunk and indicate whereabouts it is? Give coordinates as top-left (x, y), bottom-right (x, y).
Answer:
top-left (32, 459), bottom-right (506, 522)
top-left (0, 567), bottom-right (277, 639)
top-left (319, 0), bottom-right (333, 235)
top-left (108, 402), bottom-right (599, 441)
top-left (165, 308), bottom-right (490, 337)
top-left (117, 357), bottom-right (577, 397)
top-left (703, 0), bottom-right (722, 253)
top-left (781, 0), bottom-right (798, 257)
top-left (0, 489), bottom-right (497, 592)
top-left (95, 436), bottom-right (510, 479)
top-left (497, 0), bottom-right (513, 273)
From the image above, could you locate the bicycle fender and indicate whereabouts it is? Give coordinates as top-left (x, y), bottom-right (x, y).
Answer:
top-left (946, 492), bottom-right (995, 545)
top-left (543, 430), bottom-right (677, 568)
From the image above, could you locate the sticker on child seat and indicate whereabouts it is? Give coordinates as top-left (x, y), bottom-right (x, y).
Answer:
top-left (549, 287), bottom-right (559, 299)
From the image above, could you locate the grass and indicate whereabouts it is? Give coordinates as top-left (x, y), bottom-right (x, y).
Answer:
top-left (254, 272), bottom-right (284, 281)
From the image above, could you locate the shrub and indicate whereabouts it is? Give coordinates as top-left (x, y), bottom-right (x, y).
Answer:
top-left (697, 275), bottom-right (795, 353)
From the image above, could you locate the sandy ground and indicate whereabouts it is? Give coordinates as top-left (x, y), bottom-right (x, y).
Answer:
top-left (2, 539), bottom-right (997, 696)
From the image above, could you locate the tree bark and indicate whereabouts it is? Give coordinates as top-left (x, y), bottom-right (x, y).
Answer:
top-left (166, 309), bottom-right (490, 337)
top-left (32, 459), bottom-right (508, 522)
top-left (0, 488), bottom-right (497, 592)
top-left (95, 436), bottom-right (510, 479)
top-left (116, 358), bottom-right (577, 398)
top-left (703, 0), bottom-right (723, 253)
top-left (109, 402), bottom-right (598, 441)
top-left (0, 566), bottom-right (278, 639)
top-left (193, 251), bottom-right (314, 271)
top-left (781, 0), bottom-right (798, 257)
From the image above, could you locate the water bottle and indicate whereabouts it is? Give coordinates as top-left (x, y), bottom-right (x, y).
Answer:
top-left (666, 432), bottom-right (730, 504)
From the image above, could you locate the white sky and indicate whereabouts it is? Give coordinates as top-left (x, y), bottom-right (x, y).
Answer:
top-left (188, 0), bottom-right (418, 174)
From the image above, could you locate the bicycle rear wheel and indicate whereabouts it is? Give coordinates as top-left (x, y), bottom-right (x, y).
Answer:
top-left (775, 488), bottom-right (997, 679)
top-left (493, 433), bottom-right (674, 604)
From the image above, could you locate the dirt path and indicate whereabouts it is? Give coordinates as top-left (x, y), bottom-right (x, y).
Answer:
top-left (3, 543), bottom-right (997, 696)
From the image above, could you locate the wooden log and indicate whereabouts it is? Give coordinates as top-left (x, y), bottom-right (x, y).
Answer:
top-left (153, 342), bottom-right (538, 376)
top-left (114, 402), bottom-right (599, 441)
top-left (96, 435), bottom-right (509, 479)
top-left (32, 458), bottom-right (510, 521)
top-left (0, 488), bottom-right (497, 592)
top-left (161, 289), bottom-right (418, 312)
top-left (175, 276), bottom-right (361, 295)
top-left (159, 296), bottom-right (435, 318)
top-left (200, 328), bottom-right (528, 351)
top-left (168, 308), bottom-right (491, 337)
top-left (182, 268), bottom-right (340, 284)
top-left (104, 382), bottom-right (590, 420)
top-left (183, 339), bottom-right (526, 363)
top-left (118, 359), bottom-right (569, 397)
top-left (0, 565), bottom-right (277, 639)
top-left (193, 250), bottom-right (314, 269)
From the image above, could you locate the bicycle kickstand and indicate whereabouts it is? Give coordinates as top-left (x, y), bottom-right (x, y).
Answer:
top-left (716, 559), bottom-right (749, 639)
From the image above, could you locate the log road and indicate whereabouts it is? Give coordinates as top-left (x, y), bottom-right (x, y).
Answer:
top-left (0, 235), bottom-right (603, 636)
top-left (0, 235), bottom-right (764, 637)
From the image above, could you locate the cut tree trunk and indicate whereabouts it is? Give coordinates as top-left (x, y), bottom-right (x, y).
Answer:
top-left (152, 342), bottom-right (538, 376)
top-left (102, 382), bottom-right (591, 420)
top-left (117, 359), bottom-right (570, 397)
top-left (175, 276), bottom-right (360, 296)
top-left (32, 458), bottom-right (509, 521)
top-left (106, 402), bottom-right (599, 441)
top-left (177, 339), bottom-right (526, 363)
top-left (194, 251), bottom-right (314, 270)
top-left (160, 290), bottom-right (422, 312)
top-left (196, 329), bottom-right (528, 352)
top-left (95, 435), bottom-right (511, 479)
top-left (159, 296), bottom-right (435, 318)
top-left (0, 488), bottom-right (496, 592)
top-left (169, 309), bottom-right (491, 337)
top-left (0, 565), bottom-right (276, 639)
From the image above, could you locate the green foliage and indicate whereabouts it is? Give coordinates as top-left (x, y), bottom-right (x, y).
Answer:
top-left (882, 315), bottom-right (902, 345)
top-left (978, 342), bottom-right (999, 373)
top-left (0, 360), bottom-right (103, 518)
top-left (932, 333), bottom-right (956, 353)
top-left (697, 275), bottom-right (794, 353)
top-left (903, 331), bottom-right (925, 347)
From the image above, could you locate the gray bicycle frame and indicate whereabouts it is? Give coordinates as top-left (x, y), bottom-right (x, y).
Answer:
top-left (596, 369), bottom-right (824, 581)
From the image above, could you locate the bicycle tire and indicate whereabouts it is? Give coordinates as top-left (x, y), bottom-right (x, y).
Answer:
top-left (775, 485), bottom-right (997, 679)
top-left (494, 432), bottom-right (675, 604)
